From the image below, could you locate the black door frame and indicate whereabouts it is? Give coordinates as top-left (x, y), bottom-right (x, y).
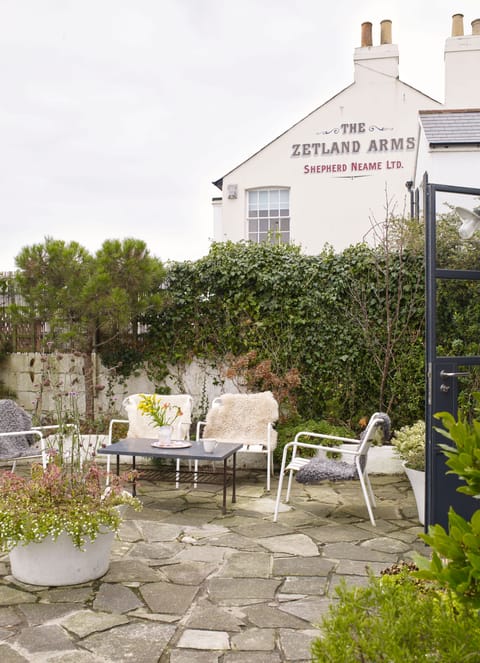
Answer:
top-left (423, 172), bottom-right (480, 529)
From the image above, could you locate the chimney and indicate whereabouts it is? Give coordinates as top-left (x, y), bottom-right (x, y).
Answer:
top-left (380, 20), bottom-right (392, 45)
top-left (361, 22), bottom-right (372, 47)
top-left (445, 14), bottom-right (480, 107)
top-left (354, 20), bottom-right (399, 82)
top-left (451, 13), bottom-right (464, 36)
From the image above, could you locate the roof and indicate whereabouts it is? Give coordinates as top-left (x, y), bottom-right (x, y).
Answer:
top-left (419, 109), bottom-right (480, 146)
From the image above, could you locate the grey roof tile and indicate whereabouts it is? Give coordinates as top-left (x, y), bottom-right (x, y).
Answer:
top-left (419, 110), bottom-right (480, 145)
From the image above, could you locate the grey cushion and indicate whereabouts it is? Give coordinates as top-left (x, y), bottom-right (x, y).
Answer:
top-left (0, 399), bottom-right (35, 458)
top-left (295, 458), bottom-right (358, 483)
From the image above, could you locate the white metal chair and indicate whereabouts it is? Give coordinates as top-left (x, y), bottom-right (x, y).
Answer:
top-left (196, 391), bottom-right (279, 491)
top-left (273, 413), bottom-right (390, 526)
top-left (106, 393), bottom-right (193, 486)
top-left (0, 399), bottom-right (71, 470)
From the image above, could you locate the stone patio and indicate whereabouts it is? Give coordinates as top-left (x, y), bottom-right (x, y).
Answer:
top-left (0, 470), bottom-right (425, 662)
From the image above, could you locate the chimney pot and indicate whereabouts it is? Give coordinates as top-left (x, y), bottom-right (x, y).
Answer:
top-left (472, 18), bottom-right (480, 35)
top-left (380, 19), bottom-right (392, 45)
top-left (361, 22), bottom-right (372, 47)
top-left (451, 13), bottom-right (464, 36)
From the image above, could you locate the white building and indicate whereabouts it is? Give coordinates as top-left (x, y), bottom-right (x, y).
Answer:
top-left (414, 15), bottom-right (480, 214)
top-left (212, 19), bottom-right (441, 254)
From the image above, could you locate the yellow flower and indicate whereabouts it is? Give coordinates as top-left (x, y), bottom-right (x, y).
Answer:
top-left (138, 394), bottom-right (183, 428)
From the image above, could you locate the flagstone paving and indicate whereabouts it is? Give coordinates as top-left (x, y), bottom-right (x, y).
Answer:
top-left (0, 472), bottom-right (425, 662)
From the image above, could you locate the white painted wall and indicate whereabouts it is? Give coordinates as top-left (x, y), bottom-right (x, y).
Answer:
top-left (214, 39), bottom-right (441, 253)
top-left (1, 353), bottom-right (236, 422)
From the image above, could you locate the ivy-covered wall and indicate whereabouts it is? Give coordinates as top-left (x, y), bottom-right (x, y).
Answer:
top-left (142, 237), bottom-right (426, 429)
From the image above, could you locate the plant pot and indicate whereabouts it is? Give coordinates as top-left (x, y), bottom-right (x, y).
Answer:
top-left (9, 529), bottom-right (115, 586)
top-left (156, 425), bottom-right (173, 444)
top-left (403, 462), bottom-right (425, 525)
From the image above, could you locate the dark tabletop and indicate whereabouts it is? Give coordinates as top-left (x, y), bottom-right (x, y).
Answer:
top-left (98, 438), bottom-right (243, 462)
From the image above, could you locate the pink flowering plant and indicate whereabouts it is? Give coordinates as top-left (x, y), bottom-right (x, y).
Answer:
top-left (0, 462), bottom-right (140, 552)
top-left (0, 351), bottom-right (141, 552)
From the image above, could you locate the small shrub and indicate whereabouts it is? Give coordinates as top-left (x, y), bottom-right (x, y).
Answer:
top-left (391, 419), bottom-right (425, 471)
top-left (311, 567), bottom-right (480, 662)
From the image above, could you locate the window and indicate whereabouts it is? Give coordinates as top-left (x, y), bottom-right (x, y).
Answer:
top-left (247, 188), bottom-right (290, 244)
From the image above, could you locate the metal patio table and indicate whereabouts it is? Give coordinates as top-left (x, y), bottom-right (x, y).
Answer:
top-left (98, 438), bottom-right (243, 514)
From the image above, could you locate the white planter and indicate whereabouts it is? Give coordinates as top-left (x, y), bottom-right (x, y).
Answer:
top-left (403, 462), bottom-right (425, 525)
top-left (9, 529), bottom-right (115, 586)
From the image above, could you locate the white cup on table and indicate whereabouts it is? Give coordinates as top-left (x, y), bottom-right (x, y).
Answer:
top-left (203, 439), bottom-right (217, 453)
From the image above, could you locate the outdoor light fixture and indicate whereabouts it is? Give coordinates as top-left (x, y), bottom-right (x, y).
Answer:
top-left (454, 205), bottom-right (480, 239)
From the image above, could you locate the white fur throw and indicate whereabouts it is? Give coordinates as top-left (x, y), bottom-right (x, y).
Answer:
top-left (203, 392), bottom-right (278, 449)
top-left (123, 394), bottom-right (193, 440)
top-left (0, 399), bottom-right (35, 458)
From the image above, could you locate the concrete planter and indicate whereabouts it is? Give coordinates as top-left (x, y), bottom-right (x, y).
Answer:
top-left (9, 529), bottom-right (115, 586)
top-left (403, 462), bottom-right (425, 525)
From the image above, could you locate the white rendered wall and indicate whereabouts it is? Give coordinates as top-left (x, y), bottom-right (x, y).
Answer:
top-left (216, 69), bottom-right (440, 253)
top-left (444, 35), bottom-right (480, 108)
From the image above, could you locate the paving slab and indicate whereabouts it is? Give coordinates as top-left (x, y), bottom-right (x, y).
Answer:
top-left (92, 582), bottom-right (144, 612)
top-left (177, 628), bottom-right (230, 650)
top-left (81, 621), bottom-right (176, 662)
top-left (207, 578), bottom-right (281, 601)
top-left (140, 581), bottom-right (199, 614)
top-left (217, 552), bottom-right (272, 578)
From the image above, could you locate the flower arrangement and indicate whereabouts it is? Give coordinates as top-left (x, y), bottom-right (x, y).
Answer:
top-left (391, 420), bottom-right (425, 471)
top-left (137, 394), bottom-right (183, 429)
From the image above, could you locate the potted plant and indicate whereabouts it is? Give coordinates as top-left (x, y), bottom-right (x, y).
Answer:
top-left (392, 420), bottom-right (425, 524)
top-left (0, 455), bottom-right (141, 586)
top-left (0, 353), bottom-right (142, 586)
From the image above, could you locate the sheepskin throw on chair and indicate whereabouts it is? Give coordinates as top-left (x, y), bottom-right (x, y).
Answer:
top-left (0, 399), bottom-right (35, 458)
top-left (203, 391), bottom-right (278, 449)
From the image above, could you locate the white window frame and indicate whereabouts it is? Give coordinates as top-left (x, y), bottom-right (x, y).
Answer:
top-left (247, 188), bottom-right (290, 244)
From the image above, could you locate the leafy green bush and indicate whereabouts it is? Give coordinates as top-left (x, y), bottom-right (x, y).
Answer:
top-left (414, 404), bottom-right (480, 607)
top-left (311, 568), bottom-right (480, 662)
top-left (274, 418), bottom-right (354, 465)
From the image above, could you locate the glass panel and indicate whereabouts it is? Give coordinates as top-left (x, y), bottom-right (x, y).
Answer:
top-left (436, 279), bottom-right (480, 357)
top-left (280, 208), bottom-right (289, 216)
top-left (280, 218), bottom-right (290, 231)
top-left (248, 219), bottom-right (258, 232)
top-left (259, 209), bottom-right (268, 217)
top-left (248, 190), bottom-right (258, 207)
top-left (270, 209), bottom-right (279, 217)
top-left (280, 189), bottom-right (289, 203)
top-left (456, 366), bottom-right (480, 422)
top-left (248, 232), bottom-right (257, 242)
top-left (258, 191), bottom-right (268, 207)
top-left (259, 219), bottom-right (269, 232)
top-left (435, 191), bottom-right (480, 271)
top-left (280, 233), bottom-right (289, 244)
top-left (258, 232), bottom-right (268, 243)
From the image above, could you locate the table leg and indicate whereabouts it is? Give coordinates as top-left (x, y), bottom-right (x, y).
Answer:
top-left (222, 458), bottom-right (227, 514)
top-left (132, 456), bottom-right (137, 497)
top-left (232, 452), bottom-right (237, 503)
top-left (116, 454), bottom-right (120, 476)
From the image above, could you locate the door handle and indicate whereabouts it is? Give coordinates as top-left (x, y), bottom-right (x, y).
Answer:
top-left (440, 370), bottom-right (469, 378)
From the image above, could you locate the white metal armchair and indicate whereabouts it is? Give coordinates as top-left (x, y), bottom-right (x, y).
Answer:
top-left (273, 413), bottom-right (390, 526)
top-left (197, 391), bottom-right (279, 491)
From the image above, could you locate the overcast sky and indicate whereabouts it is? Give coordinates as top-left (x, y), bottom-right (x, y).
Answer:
top-left (0, 0), bottom-right (470, 271)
